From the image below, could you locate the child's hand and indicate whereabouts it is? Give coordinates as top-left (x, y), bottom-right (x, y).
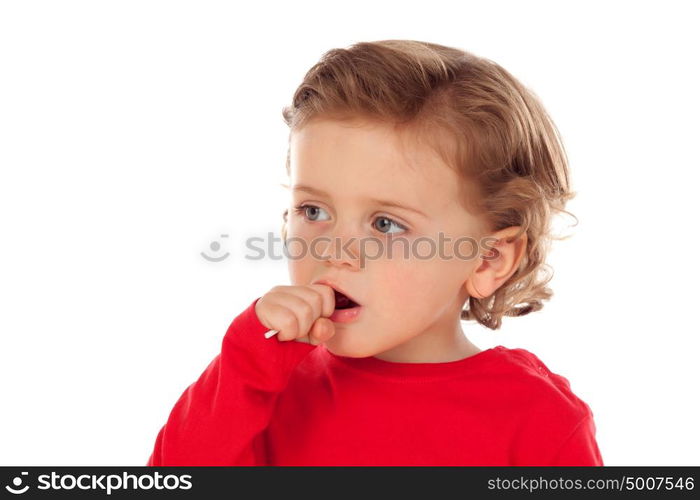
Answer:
top-left (254, 285), bottom-right (336, 346)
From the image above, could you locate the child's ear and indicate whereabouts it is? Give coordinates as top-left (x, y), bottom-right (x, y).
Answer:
top-left (465, 227), bottom-right (527, 299)
top-left (281, 209), bottom-right (289, 243)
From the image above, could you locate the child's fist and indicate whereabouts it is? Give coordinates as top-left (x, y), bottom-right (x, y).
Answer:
top-left (254, 285), bottom-right (336, 346)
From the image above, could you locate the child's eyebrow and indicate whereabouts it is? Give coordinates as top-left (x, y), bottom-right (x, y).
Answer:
top-left (292, 184), bottom-right (428, 218)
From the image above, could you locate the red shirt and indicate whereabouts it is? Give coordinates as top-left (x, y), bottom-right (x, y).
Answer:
top-left (146, 298), bottom-right (603, 466)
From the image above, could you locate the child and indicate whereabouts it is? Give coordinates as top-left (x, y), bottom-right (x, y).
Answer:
top-left (146, 40), bottom-right (603, 466)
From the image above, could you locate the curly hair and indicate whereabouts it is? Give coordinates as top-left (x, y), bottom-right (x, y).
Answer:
top-left (279, 40), bottom-right (577, 330)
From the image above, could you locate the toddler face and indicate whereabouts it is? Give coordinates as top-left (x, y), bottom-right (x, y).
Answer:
top-left (287, 117), bottom-right (488, 361)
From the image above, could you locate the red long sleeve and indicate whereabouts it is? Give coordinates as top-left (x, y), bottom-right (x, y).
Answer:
top-left (146, 297), bottom-right (315, 466)
top-left (147, 301), bottom-right (603, 466)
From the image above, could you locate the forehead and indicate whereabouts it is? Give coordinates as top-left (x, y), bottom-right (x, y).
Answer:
top-left (289, 118), bottom-right (461, 207)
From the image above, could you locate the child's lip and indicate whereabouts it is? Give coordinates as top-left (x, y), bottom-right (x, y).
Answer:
top-left (313, 279), bottom-right (361, 306)
top-left (329, 305), bottom-right (362, 323)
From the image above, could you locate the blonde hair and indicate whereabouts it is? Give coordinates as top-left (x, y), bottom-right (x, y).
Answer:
top-left (280, 40), bottom-right (577, 330)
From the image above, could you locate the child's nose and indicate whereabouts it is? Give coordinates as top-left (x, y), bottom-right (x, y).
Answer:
top-left (314, 229), bottom-right (361, 269)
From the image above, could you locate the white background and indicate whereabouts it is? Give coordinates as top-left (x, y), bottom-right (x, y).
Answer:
top-left (1, 0), bottom-right (698, 466)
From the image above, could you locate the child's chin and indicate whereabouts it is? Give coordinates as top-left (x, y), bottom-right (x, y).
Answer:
top-left (323, 336), bottom-right (377, 358)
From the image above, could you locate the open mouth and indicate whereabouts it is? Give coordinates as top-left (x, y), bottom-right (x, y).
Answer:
top-left (333, 289), bottom-right (360, 310)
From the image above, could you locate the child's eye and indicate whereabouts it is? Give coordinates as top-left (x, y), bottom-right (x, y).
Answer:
top-left (292, 204), bottom-right (407, 235)
top-left (373, 216), bottom-right (407, 235)
top-left (293, 204), bottom-right (331, 222)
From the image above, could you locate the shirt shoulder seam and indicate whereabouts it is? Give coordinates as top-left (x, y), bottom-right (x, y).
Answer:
top-left (549, 413), bottom-right (593, 463)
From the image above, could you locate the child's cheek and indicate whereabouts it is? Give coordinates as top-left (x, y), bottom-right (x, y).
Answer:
top-left (377, 252), bottom-right (457, 309)
top-left (372, 260), bottom-right (424, 305)
top-left (364, 235), bottom-right (416, 266)
top-left (285, 220), bottom-right (318, 259)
